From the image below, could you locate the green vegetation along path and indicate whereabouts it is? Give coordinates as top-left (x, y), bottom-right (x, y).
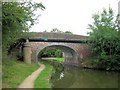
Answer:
top-left (18, 63), bottom-right (45, 88)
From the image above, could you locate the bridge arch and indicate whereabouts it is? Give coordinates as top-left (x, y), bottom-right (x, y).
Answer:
top-left (23, 33), bottom-right (92, 67)
top-left (34, 43), bottom-right (80, 66)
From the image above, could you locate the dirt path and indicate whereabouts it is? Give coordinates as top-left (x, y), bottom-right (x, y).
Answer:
top-left (17, 63), bottom-right (45, 89)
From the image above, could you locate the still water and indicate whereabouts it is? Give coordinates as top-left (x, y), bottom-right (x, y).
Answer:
top-left (50, 65), bottom-right (119, 88)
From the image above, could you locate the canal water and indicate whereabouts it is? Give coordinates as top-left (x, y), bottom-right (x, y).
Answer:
top-left (50, 65), bottom-right (119, 88)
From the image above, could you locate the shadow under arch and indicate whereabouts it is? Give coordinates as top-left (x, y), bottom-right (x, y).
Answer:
top-left (34, 43), bottom-right (80, 66)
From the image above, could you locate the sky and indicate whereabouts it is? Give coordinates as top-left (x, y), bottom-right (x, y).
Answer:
top-left (30, 0), bottom-right (120, 36)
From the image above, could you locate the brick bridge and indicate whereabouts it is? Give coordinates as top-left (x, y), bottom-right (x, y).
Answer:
top-left (23, 32), bottom-right (92, 67)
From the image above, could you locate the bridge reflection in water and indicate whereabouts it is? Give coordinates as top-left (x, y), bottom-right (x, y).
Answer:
top-left (50, 63), bottom-right (119, 88)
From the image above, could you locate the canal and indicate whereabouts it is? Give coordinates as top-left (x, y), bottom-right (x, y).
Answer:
top-left (50, 64), bottom-right (119, 88)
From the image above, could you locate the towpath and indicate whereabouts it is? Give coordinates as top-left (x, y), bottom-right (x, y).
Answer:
top-left (17, 63), bottom-right (45, 89)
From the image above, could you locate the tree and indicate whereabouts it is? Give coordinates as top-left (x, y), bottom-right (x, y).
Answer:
top-left (50, 28), bottom-right (73, 34)
top-left (2, 1), bottom-right (45, 50)
top-left (88, 7), bottom-right (120, 70)
top-left (50, 28), bottom-right (63, 33)
top-left (65, 31), bottom-right (73, 34)
top-left (55, 49), bottom-right (62, 57)
top-left (38, 48), bottom-right (56, 57)
top-left (38, 48), bottom-right (63, 58)
top-left (43, 30), bottom-right (47, 32)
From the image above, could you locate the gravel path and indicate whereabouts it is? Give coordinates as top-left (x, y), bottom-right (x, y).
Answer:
top-left (17, 63), bottom-right (45, 89)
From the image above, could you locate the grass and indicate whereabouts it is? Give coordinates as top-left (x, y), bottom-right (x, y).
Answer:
top-left (34, 61), bottom-right (53, 88)
top-left (2, 55), bottom-right (39, 88)
top-left (2, 54), bottom-right (63, 88)
top-left (55, 58), bottom-right (64, 62)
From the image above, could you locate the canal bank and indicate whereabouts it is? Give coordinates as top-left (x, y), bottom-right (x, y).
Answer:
top-left (18, 63), bottom-right (45, 88)
top-left (34, 61), bottom-right (54, 88)
top-left (34, 58), bottom-right (64, 88)
top-left (36, 58), bottom-right (119, 88)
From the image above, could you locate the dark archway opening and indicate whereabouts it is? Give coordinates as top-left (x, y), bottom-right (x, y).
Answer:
top-left (38, 46), bottom-right (64, 63)
top-left (35, 45), bottom-right (79, 67)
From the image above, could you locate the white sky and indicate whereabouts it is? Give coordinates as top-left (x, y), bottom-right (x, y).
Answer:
top-left (30, 0), bottom-right (120, 36)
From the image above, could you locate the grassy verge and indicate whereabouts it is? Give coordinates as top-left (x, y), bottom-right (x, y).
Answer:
top-left (55, 58), bottom-right (64, 62)
top-left (2, 56), bottom-right (39, 88)
top-left (34, 62), bottom-right (53, 88)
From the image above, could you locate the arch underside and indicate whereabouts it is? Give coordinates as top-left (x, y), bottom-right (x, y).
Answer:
top-left (34, 43), bottom-right (80, 66)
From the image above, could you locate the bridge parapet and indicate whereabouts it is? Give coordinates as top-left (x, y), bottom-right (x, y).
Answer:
top-left (33, 32), bottom-right (88, 40)
top-left (23, 32), bottom-right (92, 67)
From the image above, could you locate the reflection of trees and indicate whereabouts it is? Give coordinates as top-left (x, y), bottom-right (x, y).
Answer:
top-left (51, 66), bottom-right (118, 88)
top-left (70, 69), bottom-right (118, 88)
top-left (51, 66), bottom-right (76, 88)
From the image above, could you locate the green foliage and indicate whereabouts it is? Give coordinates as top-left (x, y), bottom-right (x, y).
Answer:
top-left (51, 28), bottom-right (63, 33)
top-left (35, 60), bottom-right (63, 88)
top-left (35, 61), bottom-right (53, 88)
top-left (55, 49), bottom-right (63, 58)
top-left (39, 47), bottom-right (63, 58)
top-left (50, 61), bottom-right (64, 72)
top-left (2, 2), bottom-right (45, 50)
top-left (2, 54), bottom-right (39, 88)
top-left (88, 7), bottom-right (120, 70)
top-left (8, 32), bottom-right (37, 55)
top-left (39, 48), bottom-right (56, 57)
top-left (55, 58), bottom-right (64, 62)
top-left (65, 31), bottom-right (73, 34)
top-left (45, 28), bottom-right (73, 34)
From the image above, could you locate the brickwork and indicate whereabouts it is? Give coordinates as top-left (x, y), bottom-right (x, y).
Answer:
top-left (23, 32), bottom-right (92, 66)
top-left (33, 32), bottom-right (87, 39)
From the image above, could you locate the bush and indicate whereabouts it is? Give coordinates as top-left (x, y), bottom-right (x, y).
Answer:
top-left (92, 54), bottom-right (120, 70)
top-left (88, 8), bottom-right (120, 70)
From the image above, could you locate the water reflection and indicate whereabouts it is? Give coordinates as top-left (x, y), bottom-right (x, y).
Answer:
top-left (59, 72), bottom-right (64, 79)
top-left (51, 65), bottom-right (119, 88)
